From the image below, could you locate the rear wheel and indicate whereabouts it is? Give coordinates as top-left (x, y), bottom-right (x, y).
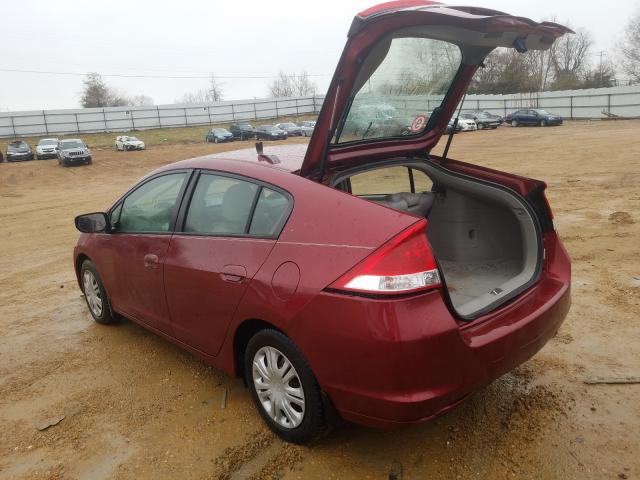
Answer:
top-left (80, 260), bottom-right (116, 324)
top-left (540, 119), bottom-right (547, 127)
top-left (511, 119), bottom-right (519, 127)
top-left (477, 122), bottom-right (486, 130)
top-left (245, 329), bottom-right (326, 444)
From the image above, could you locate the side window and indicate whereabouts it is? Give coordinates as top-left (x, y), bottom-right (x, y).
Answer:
top-left (348, 166), bottom-right (432, 196)
top-left (116, 173), bottom-right (187, 233)
top-left (249, 188), bottom-right (290, 237)
top-left (185, 174), bottom-right (258, 235)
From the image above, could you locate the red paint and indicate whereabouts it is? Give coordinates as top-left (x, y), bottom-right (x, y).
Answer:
top-left (73, 2), bottom-right (572, 430)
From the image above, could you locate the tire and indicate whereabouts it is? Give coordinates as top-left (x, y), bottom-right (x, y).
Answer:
top-left (245, 329), bottom-right (327, 444)
top-left (477, 123), bottom-right (486, 130)
top-left (86, 158), bottom-right (92, 165)
top-left (214, 137), bottom-right (219, 144)
top-left (80, 260), bottom-right (116, 325)
top-left (511, 119), bottom-right (519, 127)
top-left (540, 119), bottom-right (547, 127)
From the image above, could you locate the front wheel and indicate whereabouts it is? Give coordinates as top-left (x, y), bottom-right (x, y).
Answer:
top-left (80, 260), bottom-right (116, 324)
top-left (540, 119), bottom-right (547, 127)
top-left (214, 137), bottom-right (219, 144)
top-left (511, 119), bottom-right (519, 127)
top-left (245, 329), bottom-right (326, 444)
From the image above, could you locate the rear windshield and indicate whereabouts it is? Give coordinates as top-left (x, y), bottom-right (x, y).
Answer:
top-left (335, 36), bottom-right (462, 144)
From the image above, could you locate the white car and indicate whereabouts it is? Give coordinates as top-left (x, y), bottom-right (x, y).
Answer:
top-left (115, 135), bottom-right (145, 151)
top-left (298, 120), bottom-right (316, 137)
top-left (35, 138), bottom-right (59, 159)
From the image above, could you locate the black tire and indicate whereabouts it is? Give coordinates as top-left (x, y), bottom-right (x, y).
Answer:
top-left (245, 329), bottom-right (327, 444)
top-left (477, 122), bottom-right (486, 130)
top-left (511, 119), bottom-right (519, 127)
top-left (540, 119), bottom-right (547, 127)
top-left (80, 260), bottom-right (116, 325)
top-left (86, 158), bottom-right (92, 165)
top-left (214, 137), bottom-right (219, 144)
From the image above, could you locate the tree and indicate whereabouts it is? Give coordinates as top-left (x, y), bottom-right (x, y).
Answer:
top-left (130, 95), bottom-right (155, 106)
top-left (618, 8), bottom-right (640, 83)
top-left (177, 74), bottom-right (224, 104)
top-left (549, 28), bottom-right (593, 90)
top-left (80, 72), bottom-right (129, 108)
top-left (268, 71), bottom-right (317, 97)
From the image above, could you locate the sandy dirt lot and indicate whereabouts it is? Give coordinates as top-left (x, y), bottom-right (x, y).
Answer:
top-left (1, 122), bottom-right (639, 479)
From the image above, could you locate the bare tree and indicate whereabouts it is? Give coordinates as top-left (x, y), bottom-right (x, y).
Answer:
top-left (130, 95), bottom-right (154, 106)
top-left (618, 8), bottom-right (640, 83)
top-left (549, 28), bottom-right (593, 90)
top-left (80, 73), bottom-right (129, 108)
top-left (268, 71), bottom-right (317, 97)
top-left (177, 74), bottom-right (224, 104)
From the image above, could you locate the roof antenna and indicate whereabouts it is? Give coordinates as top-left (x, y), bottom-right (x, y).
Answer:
top-left (442, 91), bottom-right (467, 162)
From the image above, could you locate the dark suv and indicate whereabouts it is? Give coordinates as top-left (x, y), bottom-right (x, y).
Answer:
top-left (229, 122), bottom-right (256, 140)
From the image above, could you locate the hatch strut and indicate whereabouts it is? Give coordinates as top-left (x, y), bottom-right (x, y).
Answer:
top-left (442, 91), bottom-right (468, 162)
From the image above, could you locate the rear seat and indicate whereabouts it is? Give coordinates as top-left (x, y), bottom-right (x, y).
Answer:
top-left (372, 192), bottom-right (435, 218)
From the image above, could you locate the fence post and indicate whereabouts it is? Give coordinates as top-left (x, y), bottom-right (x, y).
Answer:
top-left (42, 110), bottom-right (49, 136)
top-left (503, 99), bottom-right (507, 118)
top-left (570, 96), bottom-right (573, 119)
top-left (156, 106), bottom-right (161, 128)
top-left (231, 104), bottom-right (236, 121)
top-left (183, 107), bottom-right (188, 126)
top-left (295, 98), bottom-right (300, 120)
top-left (74, 113), bottom-right (80, 133)
top-left (10, 115), bottom-right (16, 138)
top-left (131, 109), bottom-right (136, 130)
top-left (275, 100), bottom-right (279, 119)
top-left (476, 99), bottom-right (480, 110)
top-left (102, 108), bottom-right (108, 131)
top-left (206, 106), bottom-right (212, 125)
top-left (253, 101), bottom-right (257, 121)
top-left (607, 94), bottom-right (612, 115)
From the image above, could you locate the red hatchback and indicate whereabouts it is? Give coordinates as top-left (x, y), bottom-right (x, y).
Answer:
top-left (73, 1), bottom-right (572, 443)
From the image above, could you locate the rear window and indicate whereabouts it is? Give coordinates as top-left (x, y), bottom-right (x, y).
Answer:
top-left (346, 166), bottom-right (432, 196)
top-left (335, 36), bottom-right (462, 144)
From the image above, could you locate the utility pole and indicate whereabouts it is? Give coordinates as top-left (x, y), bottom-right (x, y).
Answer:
top-left (596, 51), bottom-right (606, 86)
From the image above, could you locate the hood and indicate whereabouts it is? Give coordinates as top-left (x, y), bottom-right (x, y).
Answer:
top-left (300, 0), bottom-right (571, 178)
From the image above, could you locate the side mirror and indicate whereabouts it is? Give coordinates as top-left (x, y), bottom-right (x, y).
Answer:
top-left (75, 212), bottom-right (110, 233)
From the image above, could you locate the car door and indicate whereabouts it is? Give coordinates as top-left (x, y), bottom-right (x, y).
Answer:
top-left (96, 171), bottom-right (190, 334)
top-left (163, 171), bottom-right (292, 356)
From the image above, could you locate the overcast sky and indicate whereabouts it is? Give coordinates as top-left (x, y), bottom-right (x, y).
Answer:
top-left (1, 0), bottom-right (637, 111)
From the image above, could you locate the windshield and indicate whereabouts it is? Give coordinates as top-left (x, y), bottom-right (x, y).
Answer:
top-left (9, 141), bottom-right (27, 149)
top-left (126, 136), bottom-right (139, 141)
top-left (61, 141), bottom-right (84, 149)
top-left (335, 36), bottom-right (462, 144)
top-left (535, 110), bottom-right (551, 115)
top-left (213, 129), bottom-right (229, 134)
top-left (38, 139), bottom-right (57, 146)
top-left (280, 123), bottom-right (296, 128)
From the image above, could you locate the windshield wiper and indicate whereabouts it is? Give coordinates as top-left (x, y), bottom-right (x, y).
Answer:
top-left (362, 121), bottom-right (373, 140)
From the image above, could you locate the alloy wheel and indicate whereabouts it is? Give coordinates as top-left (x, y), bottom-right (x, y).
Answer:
top-left (252, 346), bottom-right (306, 429)
top-left (82, 270), bottom-right (103, 317)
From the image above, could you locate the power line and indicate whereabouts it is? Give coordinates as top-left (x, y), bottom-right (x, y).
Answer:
top-left (0, 67), bottom-right (331, 80)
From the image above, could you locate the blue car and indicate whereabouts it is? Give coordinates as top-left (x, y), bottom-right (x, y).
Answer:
top-left (505, 109), bottom-right (563, 127)
top-left (205, 128), bottom-right (234, 143)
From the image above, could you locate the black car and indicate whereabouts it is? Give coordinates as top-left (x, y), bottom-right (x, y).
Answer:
top-left (506, 109), bottom-right (563, 127)
top-left (229, 122), bottom-right (256, 140)
top-left (6, 140), bottom-right (34, 162)
top-left (275, 122), bottom-right (302, 136)
top-left (461, 111), bottom-right (501, 129)
top-left (206, 128), bottom-right (234, 143)
top-left (255, 125), bottom-right (287, 140)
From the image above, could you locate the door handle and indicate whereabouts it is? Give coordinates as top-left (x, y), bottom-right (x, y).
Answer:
top-left (144, 253), bottom-right (160, 269)
top-left (221, 265), bottom-right (247, 283)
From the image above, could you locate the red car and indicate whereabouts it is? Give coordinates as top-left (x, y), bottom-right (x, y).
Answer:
top-left (73, 1), bottom-right (572, 444)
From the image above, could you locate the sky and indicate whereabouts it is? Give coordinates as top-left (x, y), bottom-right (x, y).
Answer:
top-left (1, 0), bottom-right (638, 112)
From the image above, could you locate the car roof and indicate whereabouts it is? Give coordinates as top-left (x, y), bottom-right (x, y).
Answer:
top-left (152, 144), bottom-right (307, 175)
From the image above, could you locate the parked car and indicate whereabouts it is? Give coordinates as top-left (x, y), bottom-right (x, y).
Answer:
top-left (446, 116), bottom-right (477, 132)
top-left (461, 111), bottom-right (501, 129)
top-left (255, 125), bottom-right (287, 140)
top-left (35, 138), bottom-right (60, 159)
top-left (275, 122), bottom-right (303, 137)
top-left (506, 109), bottom-right (563, 127)
top-left (206, 128), bottom-right (234, 144)
top-left (229, 122), bottom-right (257, 140)
top-left (58, 139), bottom-right (92, 166)
top-left (6, 140), bottom-right (34, 162)
top-left (115, 136), bottom-right (145, 151)
top-left (298, 120), bottom-right (316, 137)
top-left (72, 2), bottom-right (571, 444)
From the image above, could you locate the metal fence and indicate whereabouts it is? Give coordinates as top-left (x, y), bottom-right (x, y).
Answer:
top-left (0, 96), bottom-right (325, 138)
top-left (1, 85), bottom-right (639, 139)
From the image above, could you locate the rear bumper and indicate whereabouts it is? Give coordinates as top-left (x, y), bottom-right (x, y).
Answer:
top-left (292, 233), bottom-right (571, 429)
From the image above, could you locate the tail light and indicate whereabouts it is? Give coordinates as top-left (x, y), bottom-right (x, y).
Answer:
top-left (328, 219), bottom-right (441, 295)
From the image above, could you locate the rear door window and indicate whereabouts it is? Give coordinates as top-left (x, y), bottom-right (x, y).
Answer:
top-left (249, 188), bottom-right (290, 236)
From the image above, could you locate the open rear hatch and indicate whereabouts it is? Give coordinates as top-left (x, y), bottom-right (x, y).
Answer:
top-left (302, 0), bottom-right (570, 318)
top-left (300, 0), bottom-right (572, 178)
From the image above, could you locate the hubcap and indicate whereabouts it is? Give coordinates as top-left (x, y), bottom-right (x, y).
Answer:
top-left (82, 270), bottom-right (103, 317)
top-left (252, 346), bottom-right (305, 429)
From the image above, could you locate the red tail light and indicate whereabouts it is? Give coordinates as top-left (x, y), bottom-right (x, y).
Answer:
top-left (329, 219), bottom-right (441, 295)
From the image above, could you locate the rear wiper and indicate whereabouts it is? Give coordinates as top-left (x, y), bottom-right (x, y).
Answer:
top-left (362, 121), bottom-right (373, 140)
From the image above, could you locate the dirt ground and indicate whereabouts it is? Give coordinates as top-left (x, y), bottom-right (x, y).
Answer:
top-left (1, 122), bottom-right (639, 480)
